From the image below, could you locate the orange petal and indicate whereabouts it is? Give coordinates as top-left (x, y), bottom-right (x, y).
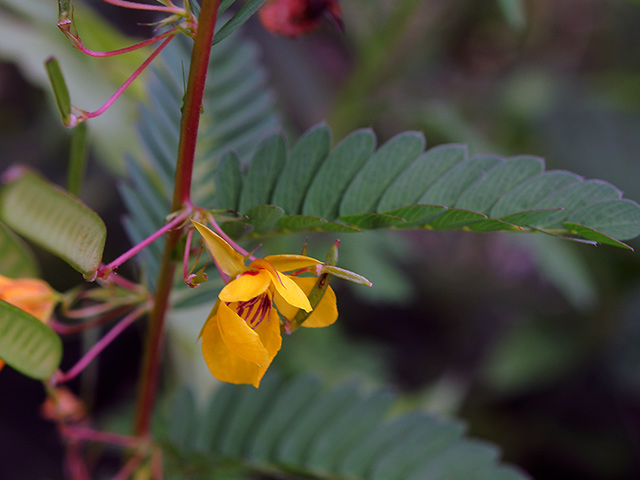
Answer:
top-left (192, 221), bottom-right (246, 278)
top-left (217, 302), bottom-right (269, 366)
top-left (219, 270), bottom-right (271, 303)
top-left (264, 255), bottom-right (321, 273)
top-left (0, 275), bottom-right (56, 323)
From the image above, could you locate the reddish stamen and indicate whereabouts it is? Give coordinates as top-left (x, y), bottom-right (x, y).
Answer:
top-left (236, 294), bottom-right (271, 329)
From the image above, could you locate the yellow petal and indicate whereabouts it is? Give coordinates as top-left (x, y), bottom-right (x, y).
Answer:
top-left (192, 221), bottom-right (246, 278)
top-left (201, 303), bottom-right (281, 388)
top-left (201, 310), bottom-right (265, 387)
top-left (219, 269), bottom-right (271, 303)
top-left (302, 285), bottom-right (337, 328)
top-left (249, 259), bottom-right (311, 311)
top-left (197, 300), bottom-right (220, 340)
top-left (217, 301), bottom-right (269, 365)
top-left (268, 270), bottom-right (312, 312)
top-left (253, 305), bottom-right (282, 364)
top-left (264, 255), bottom-right (321, 273)
top-left (275, 277), bottom-right (338, 328)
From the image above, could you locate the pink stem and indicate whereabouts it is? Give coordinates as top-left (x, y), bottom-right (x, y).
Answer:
top-left (62, 426), bottom-right (142, 449)
top-left (151, 449), bottom-right (163, 480)
top-left (65, 441), bottom-right (91, 480)
top-left (104, 272), bottom-right (144, 292)
top-left (54, 307), bottom-right (146, 384)
top-left (102, 0), bottom-right (183, 14)
top-left (64, 301), bottom-right (126, 319)
top-left (182, 228), bottom-right (194, 281)
top-left (99, 207), bottom-right (192, 278)
top-left (51, 307), bottom-right (131, 335)
top-left (205, 212), bottom-right (252, 257)
top-left (211, 255), bottom-right (230, 284)
top-left (83, 35), bottom-right (174, 120)
top-left (112, 455), bottom-right (145, 480)
top-left (69, 29), bottom-right (177, 58)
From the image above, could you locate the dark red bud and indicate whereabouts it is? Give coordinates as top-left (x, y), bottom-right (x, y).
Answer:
top-left (259, 0), bottom-right (343, 38)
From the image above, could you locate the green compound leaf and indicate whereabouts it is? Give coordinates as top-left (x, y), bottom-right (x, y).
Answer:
top-left (210, 124), bottom-right (640, 248)
top-left (0, 169), bottom-right (106, 279)
top-left (0, 221), bottom-right (38, 278)
top-left (212, 0), bottom-right (266, 45)
top-left (0, 300), bottom-right (62, 380)
top-left (162, 374), bottom-right (531, 480)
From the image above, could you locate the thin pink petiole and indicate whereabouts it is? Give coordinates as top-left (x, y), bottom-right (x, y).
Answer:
top-left (51, 306), bottom-right (132, 335)
top-left (64, 28), bottom-right (178, 58)
top-left (63, 298), bottom-right (129, 319)
top-left (62, 426), bottom-right (142, 449)
top-left (53, 306), bottom-right (147, 384)
top-left (205, 212), bottom-right (254, 259)
top-left (98, 207), bottom-right (192, 279)
top-left (78, 35), bottom-right (174, 121)
top-left (182, 227), bottom-right (194, 281)
top-left (102, 0), bottom-right (183, 14)
top-left (104, 272), bottom-right (144, 292)
top-left (112, 454), bottom-right (146, 480)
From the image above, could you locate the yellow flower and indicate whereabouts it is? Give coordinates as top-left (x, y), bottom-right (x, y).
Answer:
top-left (0, 274), bottom-right (57, 372)
top-left (193, 222), bottom-right (337, 387)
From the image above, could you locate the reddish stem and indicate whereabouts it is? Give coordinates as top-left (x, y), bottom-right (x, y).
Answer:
top-left (133, 0), bottom-right (220, 438)
top-left (172, 1), bottom-right (220, 208)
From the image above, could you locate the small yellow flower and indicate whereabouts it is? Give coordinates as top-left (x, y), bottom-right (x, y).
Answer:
top-left (0, 274), bottom-right (57, 372)
top-left (193, 222), bottom-right (337, 387)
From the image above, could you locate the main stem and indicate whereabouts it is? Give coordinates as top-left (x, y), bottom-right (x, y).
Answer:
top-left (134, 0), bottom-right (219, 437)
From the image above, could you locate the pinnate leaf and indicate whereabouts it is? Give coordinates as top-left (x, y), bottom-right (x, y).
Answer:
top-left (208, 124), bottom-right (640, 248)
top-left (163, 374), bottom-right (531, 480)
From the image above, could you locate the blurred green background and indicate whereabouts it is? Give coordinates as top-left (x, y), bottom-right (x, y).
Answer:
top-left (1, 0), bottom-right (640, 478)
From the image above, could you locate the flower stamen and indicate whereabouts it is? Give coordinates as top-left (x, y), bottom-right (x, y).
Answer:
top-left (235, 293), bottom-right (272, 329)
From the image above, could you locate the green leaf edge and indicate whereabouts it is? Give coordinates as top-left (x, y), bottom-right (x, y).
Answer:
top-left (0, 300), bottom-right (62, 380)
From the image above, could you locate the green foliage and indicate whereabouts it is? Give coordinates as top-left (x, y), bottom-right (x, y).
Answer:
top-left (0, 300), bottom-right (62, 379)
top-left (0, 221), bottom-right (38, 278)
top-left (44, 56), bottom-right (71, 126)
top-left (0, 169), bottom-right (106, 279)
top-left (212, 0), bottom-right (267, 45)
top-left (210, 125), bottom-right (640, 248)
top-left (162, 374), bottom-right (530, 480)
